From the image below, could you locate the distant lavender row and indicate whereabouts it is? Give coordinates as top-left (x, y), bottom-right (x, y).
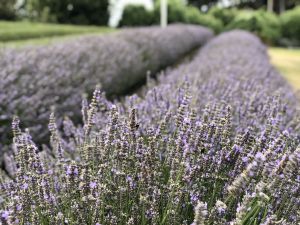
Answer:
top-left (1, 31), bottom-right (299, 224)
top-left (92, 30), bottom-right (298, 137)
top-left (0, 25), bottom-right (213, 148)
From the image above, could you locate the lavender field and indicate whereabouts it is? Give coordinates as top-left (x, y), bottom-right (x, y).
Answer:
top-left (0, 25), bottom-right (299, 225)
top-left (0, 25), bottom-right (212, 155)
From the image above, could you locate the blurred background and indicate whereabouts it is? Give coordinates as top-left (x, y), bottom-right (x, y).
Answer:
top-left (0, 0), bottom-right (299, 88)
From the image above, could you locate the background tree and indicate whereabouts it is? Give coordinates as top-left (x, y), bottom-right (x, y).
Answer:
top-left (187, 0), bottom-right (219, 9)
top-left (187, 0), bottom-right (298, 13)
top-left (0, 0), bottom-right (17, 20)
top-left (24, 0), bottom-right (109, 25)
top-left (119, 4), bottom-right (155, 27)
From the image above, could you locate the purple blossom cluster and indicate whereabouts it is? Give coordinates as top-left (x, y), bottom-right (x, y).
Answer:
top-left (0, 25), bottom-right (213, 154)
top-left (1, 30), bottom-right (300, 224)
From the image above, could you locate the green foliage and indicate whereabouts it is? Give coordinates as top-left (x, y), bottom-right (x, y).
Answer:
top-left (184, 6), bottom-right (223, 33)
top-left (119, 5), bottom-right (155, 27)
top-left (153, 0), bottom-right (187, 24)
top-left (186, 0), bottom-right (218, 9)
top-left (162, 0), bottom-right (187, 24)
top-left (119, 0), bottom-right (189, 27)
top-left (25, 0), bottom-right (109, 25)
top-left (153, 1), bottom-right (222, 33)
top-left (208, 6), bottom-right (238, 26)
top-left (0, 0), bottom-right (17, 20)
top-left (25, 0), bottom-right (56, 22)
top-left (280, 6), bottom-right (300, 44)
top-left (225, 10), bottom-right (281, 45)
top-left (119, 0), bottom-right (221, 33)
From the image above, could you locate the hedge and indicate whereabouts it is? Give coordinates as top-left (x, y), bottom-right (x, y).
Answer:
top-left (184, 6), bottom-right (223, 33)
top-left (225, 10), bottom-right (281, 45)
top-left (208, 6), bottom-right (238, 26)
top-left (280, 6), bottom-right (300, 45)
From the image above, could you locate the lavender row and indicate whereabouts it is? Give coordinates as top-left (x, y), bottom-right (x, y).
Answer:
top-left (0, 25), bottom-right (213, 150)
top-left (121, 30), bottom-right (299, 136)
top-left (1, 31), bottom-right (299, 224)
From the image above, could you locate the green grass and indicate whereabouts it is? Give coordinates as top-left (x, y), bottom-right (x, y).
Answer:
top-left (0, 32), bottom-right (113, 48)
top-left (0, 20), bottom-right (114, 44)
top-left (268, 47), bottom-right (300, 90)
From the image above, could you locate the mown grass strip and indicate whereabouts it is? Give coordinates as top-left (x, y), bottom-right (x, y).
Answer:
top-left (0, 20), bottom-right (114, 42)
top-left (268, 47), bottom-right (300, 90)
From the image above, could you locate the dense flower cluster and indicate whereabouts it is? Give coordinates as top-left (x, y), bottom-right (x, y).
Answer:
top-left (0, 25), bottom-right (213, 154)
top-left (1, 30), bottom-right (300, 224)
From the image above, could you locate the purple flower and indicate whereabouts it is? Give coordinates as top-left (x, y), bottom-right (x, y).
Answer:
top-left (242, 156), bottom-right (248, 163)
top-left (74, 168), bottom-right (78, 175)
top-left (0, 25), bottom-right (213, 154)
top-left (66, 167), bottom-right (72, 175)
top-left (255, 152), bottom-right (266, 162)
top-left (1, 211), bottom-right (9, 220)
top-left (21, 183), bottom-right (29, 190)
top-left (89, 182), bottom-right (97, 189)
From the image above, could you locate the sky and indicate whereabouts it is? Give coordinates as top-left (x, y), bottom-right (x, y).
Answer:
top-left (109, 0), bottom-right (154, 27)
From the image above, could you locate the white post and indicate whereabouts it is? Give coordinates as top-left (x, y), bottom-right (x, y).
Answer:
top-left (160, 0), bottom-right (168, 28)
top-left (267, 0), bottom-right (273, 12)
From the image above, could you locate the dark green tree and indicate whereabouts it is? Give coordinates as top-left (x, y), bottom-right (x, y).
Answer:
top-left (0, 0), bottom-right (17, 20)
top-left (187, 0), bottom-right (218, 9)
top-left (119, 5), bottom-right (155, 27)
top-left (25, 0), bottom-right (109, 25)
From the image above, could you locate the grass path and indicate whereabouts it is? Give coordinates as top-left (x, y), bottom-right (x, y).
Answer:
top-left (268, 47), bottom-right (300, 90)
top-left (0, 20), bottom-right (114, 48)
top-left (0, 31), bottom-right (114, 48)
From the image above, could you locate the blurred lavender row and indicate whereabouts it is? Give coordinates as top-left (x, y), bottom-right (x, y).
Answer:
top-left (91, 30), bottom-right (299, 138)
top-left (1, 31), bottom-right (299, 224)
top-left (0, 25), bottom-right (213, 151)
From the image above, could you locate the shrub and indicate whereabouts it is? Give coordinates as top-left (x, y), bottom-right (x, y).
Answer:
top-left (280, 6), bottom-right (300, 45)
top-left (119, 5), bottom-right (155, 27)
top-left (1, 31), bottom-right (299, 224)
top-left (226, 10), bottom-right (281, 44)
top-left (208, 6), bottom-right (238, 26)
top-left (185, 6), bottom-right (223, 33)
top-left (163, 0), bottom-right (187, 24)
top-left (0, 25), bottom-right (213, 156)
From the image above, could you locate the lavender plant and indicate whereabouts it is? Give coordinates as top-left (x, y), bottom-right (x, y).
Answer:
top-left (0, 25), bottom-right (213, 155)
top-left (1, 30), bottom-right (299, 224)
